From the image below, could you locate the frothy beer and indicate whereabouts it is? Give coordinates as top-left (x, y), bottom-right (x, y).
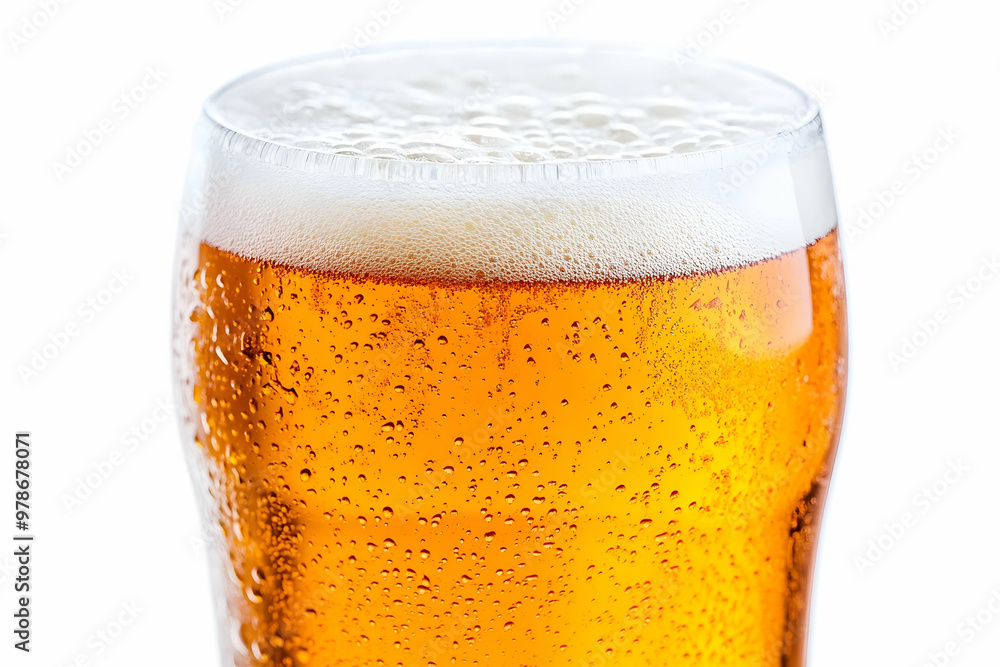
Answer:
top-left (174, 46), bottom-right (847, 667)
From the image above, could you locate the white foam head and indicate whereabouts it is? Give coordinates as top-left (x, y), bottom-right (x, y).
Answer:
top-left (185, 43), bottom-right (837, 281)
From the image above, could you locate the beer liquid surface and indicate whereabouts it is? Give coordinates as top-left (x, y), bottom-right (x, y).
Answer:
top-left (184, 229), bottom-right (846, 666)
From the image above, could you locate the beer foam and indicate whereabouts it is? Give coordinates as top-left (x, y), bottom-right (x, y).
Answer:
top-left (190, 44), bottom-right (838, 281)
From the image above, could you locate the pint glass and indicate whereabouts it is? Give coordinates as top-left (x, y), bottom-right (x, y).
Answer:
top-left (173, 43), bottom-right (847, 666)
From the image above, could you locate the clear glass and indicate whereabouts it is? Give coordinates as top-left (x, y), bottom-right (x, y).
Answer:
top-left (173, 42), bottom-right (847, 667)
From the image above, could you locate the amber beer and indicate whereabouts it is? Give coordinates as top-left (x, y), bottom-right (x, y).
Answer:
top-left (180, 229), bottom-right (844, 666)
top-left (174, 44), bottom-right (847, 667)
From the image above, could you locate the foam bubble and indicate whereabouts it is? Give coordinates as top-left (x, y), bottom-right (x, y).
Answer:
top-left (208, 46), bottom-right (814, 165)
top-left (188, 45), bottom-right (838, 281)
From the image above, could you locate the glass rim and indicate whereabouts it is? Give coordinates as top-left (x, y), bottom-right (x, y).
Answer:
top-left (201, 39), bottom-right (823, 184)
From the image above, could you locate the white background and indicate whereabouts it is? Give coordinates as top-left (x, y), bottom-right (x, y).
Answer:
top-left (1, 0), bottom-right (998, 665)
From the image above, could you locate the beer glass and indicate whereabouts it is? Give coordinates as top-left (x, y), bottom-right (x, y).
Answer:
top-left (173, 42), bottom-right (847, 666)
